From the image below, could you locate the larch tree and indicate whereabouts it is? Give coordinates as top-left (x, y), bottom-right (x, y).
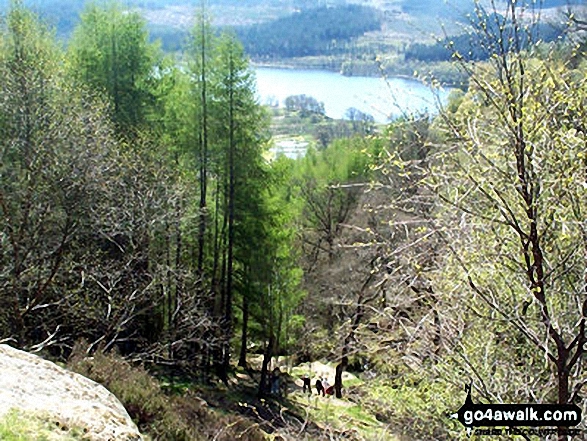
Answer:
top-left (209, 30), bottom-right (271, 380)
top-left (188, 4), bottom-right (216, 276)
top-left (67, 1), bottom-right (159, 136)
top-left (0, 1), bottom-right (64, 345)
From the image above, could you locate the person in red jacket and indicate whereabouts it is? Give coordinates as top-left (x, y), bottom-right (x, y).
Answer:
top-left (323, 379), bottom-right (334, 396)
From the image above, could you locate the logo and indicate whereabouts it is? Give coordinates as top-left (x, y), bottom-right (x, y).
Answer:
top-left (450, 384), bottom-right (582, 437)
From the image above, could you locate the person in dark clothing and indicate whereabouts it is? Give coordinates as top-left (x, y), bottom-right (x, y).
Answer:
top-left (270, 367), bottom-right (281, 395)
top-left (316, 378), bottom-right (325, 396)
top-left (302, 375), bottom-right (311, 394)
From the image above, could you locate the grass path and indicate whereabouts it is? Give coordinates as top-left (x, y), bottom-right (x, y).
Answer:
top-left (247, 356), bottom-right (401, 440)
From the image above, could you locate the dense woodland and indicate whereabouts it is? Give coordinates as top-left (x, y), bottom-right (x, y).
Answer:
top-left (2, 0), bottom-right (587, 440)
top-left (233, 5), bottom-right (381, 59)
top-left (405, 18), bottom-right (565, 62)
top-left (0, 0), bottom-right (300, 386)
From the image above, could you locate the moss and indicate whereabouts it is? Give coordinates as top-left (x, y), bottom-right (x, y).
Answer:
top-left (0, 409), bottom-right (87, 440)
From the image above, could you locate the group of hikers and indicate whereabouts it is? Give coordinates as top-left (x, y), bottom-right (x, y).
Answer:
top-left (302, 374), bottom-right (334, 396)
top-left (269, 367), bottom-right (335, 397)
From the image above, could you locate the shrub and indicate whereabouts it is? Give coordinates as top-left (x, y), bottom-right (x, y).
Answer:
top-left (67, 345), bottom-right (264, 441)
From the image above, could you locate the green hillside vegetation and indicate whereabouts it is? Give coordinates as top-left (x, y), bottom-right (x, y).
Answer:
top-left (1, 0), bottom-right (587, 440)
top-left (234, 5), bottom-right (381, 59)
top-left (405, 14), bottom-right (566, 62)
top-left (268, 103), bottom-right (377, 151)
top-left (0, 410), bottom-right (87, 440)
top-left (0, 0), bottom-right (577, 87)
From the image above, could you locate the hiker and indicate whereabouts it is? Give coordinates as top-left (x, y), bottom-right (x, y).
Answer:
top-left (316, 378), bottom-right (325, 396)
top-left (271, 367), bottom-right (281, 395)
top-left (324, 379), bottom-right (334, 396)
top-left (302, 375), bottom-right (311, 394)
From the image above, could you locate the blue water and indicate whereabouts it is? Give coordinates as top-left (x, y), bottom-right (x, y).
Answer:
top-left (254, 67), bottom-right (451, 123)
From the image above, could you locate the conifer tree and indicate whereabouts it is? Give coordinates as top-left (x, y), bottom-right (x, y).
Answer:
top-left (68, 2), bottom-right (158, 136)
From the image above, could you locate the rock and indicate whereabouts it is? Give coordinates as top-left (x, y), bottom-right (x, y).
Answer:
top-left (0, 344), bottom-right (143, 441)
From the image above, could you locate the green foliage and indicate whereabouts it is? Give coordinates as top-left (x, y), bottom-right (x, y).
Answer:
top-left (68, 2), bottom-right (160, 135)
top-left (156, 12), bottom-right (306, 379)
top-left (295, 136), bottom-right (379, 188)
top-left (0, 409), bottom-right (86, 440)
top-left (361, 376), bottom-right (463, 440)
top-left (234, 5), bottom-right (381, 59)
top-left (370, 25), bottom-right (587, 438)
top-left (405, 21), bottom-right (565, 63)
top-left (68, 348), bottom-right (265, 441)
top-left (287, 382), bottom-right (399, 441)
top-left (286, 135), bottom-right (382, 266)
top-left (0, 1), bottom-right (138, 345)
top-left (284, 94), bottom-right (325, 117)
top-left (9, 0), bottom-right (587, 438)
top-left (149, 24), bottom-right (188, 52)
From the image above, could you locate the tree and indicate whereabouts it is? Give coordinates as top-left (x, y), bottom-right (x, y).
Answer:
top-left (235, 5), bottom-right (381, 59)
top-left (0, 2), bottom-right (167, 355)
top-left (68, 1), bottom-right (159, 136)
top-left (284, 136), bottom-right (388, 399)
top-left (345, 107), bottom-right (375, 135)
top-left (187, 5), bottom-right (216, 276)
top-left (284, 94), bottom-right (325, 117)
top-left (0, 1), bottom-right (65, 345)
top-left (376, 2), bottom-right (587, 437)
top-left (293, 139), bottom-right (372, 265)
top-left (209, 30), bottom-right (272, 380)
top-left (249, 157), bottom-right (305, 396)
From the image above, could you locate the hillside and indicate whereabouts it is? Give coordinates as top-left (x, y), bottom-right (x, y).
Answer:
top-left (0, 0), bottom-right (577, 31)
top-left (0, 0), bottom-right (579, 64)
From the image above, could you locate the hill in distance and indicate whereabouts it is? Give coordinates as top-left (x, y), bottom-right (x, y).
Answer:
top-left (0, 0), bottom-right (578, 36)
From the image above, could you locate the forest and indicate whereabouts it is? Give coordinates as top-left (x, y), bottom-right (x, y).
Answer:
top-left (233, 5), bottom-right (381, 59)
top-left (405, 18), bottom-right (565, 62)
top-left (1, 0), bottom-right (587, 440)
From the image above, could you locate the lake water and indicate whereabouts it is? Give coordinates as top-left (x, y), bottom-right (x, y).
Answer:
top-left (254, 67), bottom-right (451, 123)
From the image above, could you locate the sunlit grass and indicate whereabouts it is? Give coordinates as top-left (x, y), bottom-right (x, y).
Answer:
top-left (0, 409), bottom-right (86, 441)
top-left (287, 387), bottom-right (398, 441)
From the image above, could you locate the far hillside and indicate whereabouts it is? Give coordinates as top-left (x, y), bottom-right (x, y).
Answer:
top-left (0, 0), bottom-right (578, 49)
top-left (233, 5), bottom-right (382, 59)
top-left (0, 0), bottom-right (581, 80)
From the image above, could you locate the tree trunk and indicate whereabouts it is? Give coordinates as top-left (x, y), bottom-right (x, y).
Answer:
top-left (335, 273), bottom-right (376, 398)
top-left (334, 356), bottom-right (348, 399)
top-left (558, 364), bottom-right (569, 405)
top-left (558, 364), bottom-right (570, 441)
top-left (197, 10), bottom-right (209, 275)
top-left (258, 333), bottom-right (274, 398)
top-left (221, 48), bottom-right (237, 383)
top-left (238, 293), bottom-right (249, 367)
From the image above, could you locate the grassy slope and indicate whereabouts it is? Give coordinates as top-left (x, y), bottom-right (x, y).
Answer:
top-left (285, 360), bottom-right (399, 441)
top-left (61, 345), bottom-right (408, 440)
top-left (186, 359), bottom-right (403, 441)
top-left (0, 409), bottom-right (87, 441)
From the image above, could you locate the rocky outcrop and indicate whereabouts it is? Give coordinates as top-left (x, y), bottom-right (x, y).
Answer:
top-left (0, 344), bottom-right (142, 440)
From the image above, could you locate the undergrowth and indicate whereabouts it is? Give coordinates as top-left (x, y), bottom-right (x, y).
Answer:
top-left (67, 346), bottom-right (265, 441)
top-left (0, 409), bottom-right (86, 441)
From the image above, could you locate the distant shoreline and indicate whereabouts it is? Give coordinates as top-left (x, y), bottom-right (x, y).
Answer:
top-left (250, 58), bottom-right (468, 89)
top-left (252, 62), bottom-right (421, 83)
